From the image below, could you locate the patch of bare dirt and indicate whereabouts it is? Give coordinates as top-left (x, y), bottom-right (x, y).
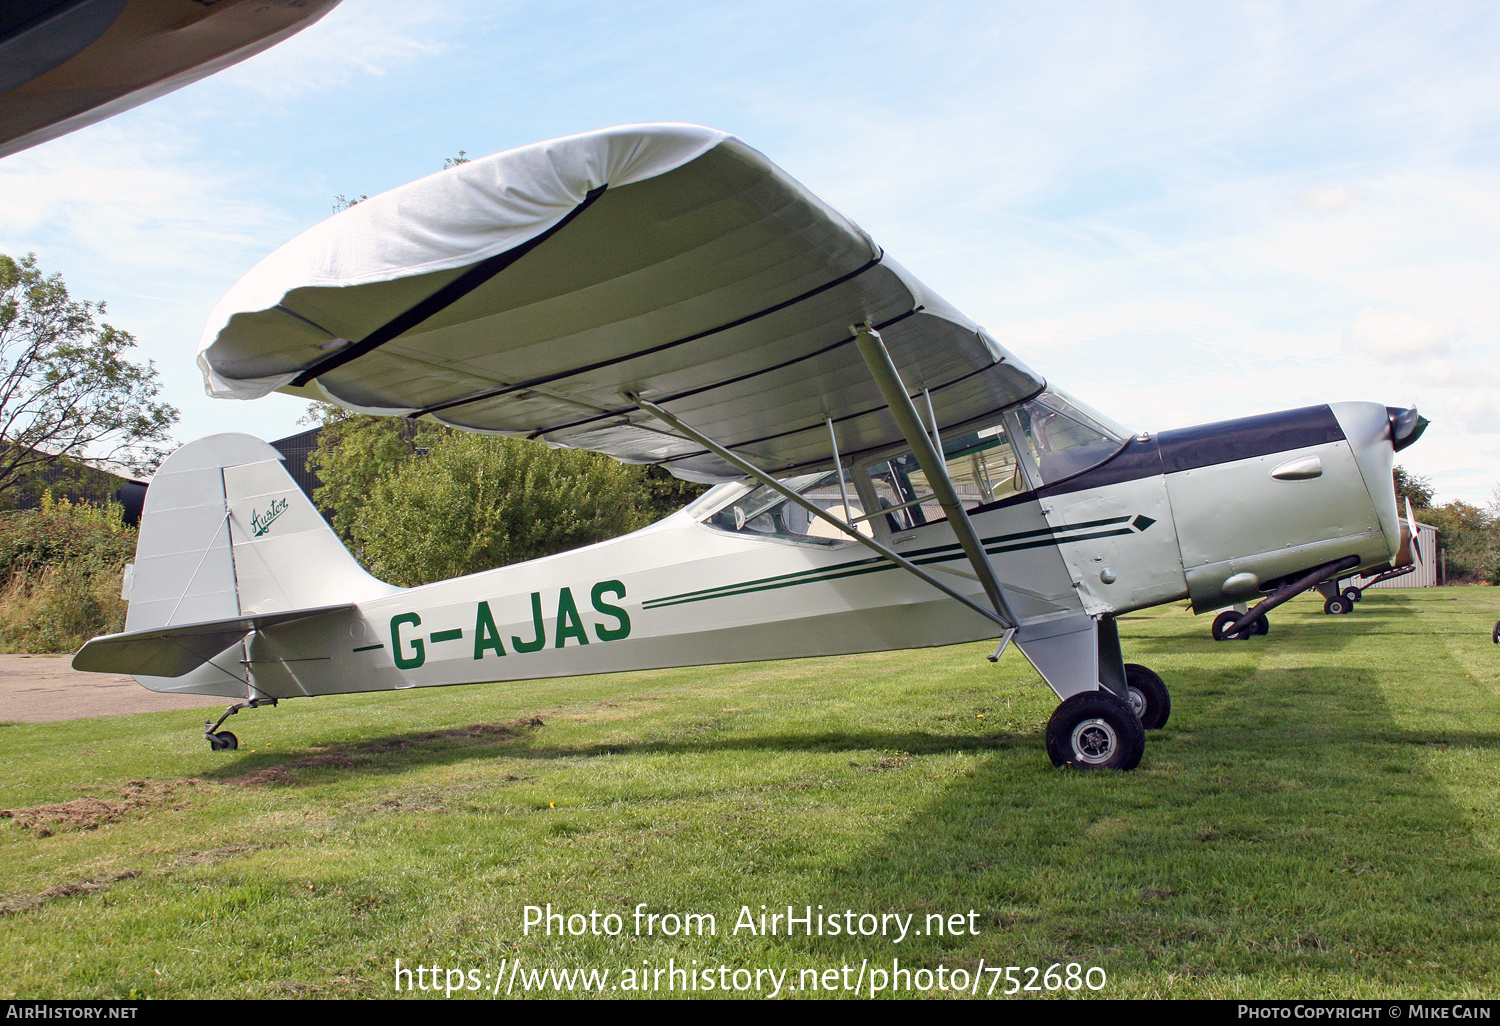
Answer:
top-left (0, 869), bottom-right (141, 916)
top-left (170, 842), bottom-right (266, 867)
top-left (0, 779), bottom-right (197, 837)
top-left (848, 752), bottom-right (912, 772)
top-left (0, 842), bottom-right (266, 917)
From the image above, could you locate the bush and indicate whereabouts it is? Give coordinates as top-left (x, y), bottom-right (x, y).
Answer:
top-left (0, 493), bottom-right (135, 652)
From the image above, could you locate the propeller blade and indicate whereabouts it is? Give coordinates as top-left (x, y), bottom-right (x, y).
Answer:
top-left (1405, 497), bottom-right (1423, 566)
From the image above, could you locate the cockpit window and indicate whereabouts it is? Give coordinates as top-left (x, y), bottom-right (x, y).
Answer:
top-left (699, 470), bottom-right (869, 544)
top-left (1011, 390), bottom-right (1128, 485)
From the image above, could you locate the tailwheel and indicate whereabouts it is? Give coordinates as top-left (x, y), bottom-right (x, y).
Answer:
top-left (1124, 663), bottom-right (1171, 730)
top-left (208, 731), bottom-right (238, 751)
top-left (1046, 691), bottom-right (1145, 771)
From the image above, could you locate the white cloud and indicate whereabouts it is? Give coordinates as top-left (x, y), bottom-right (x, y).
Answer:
top-left (0, 120), bottom-right (294, 280)
top-left (1296, 185), bottom-right (1360, 213)
top-left (1344, 308), bottom-right (1462, 362)
top-left (205, 0), bottom-right (459, 102)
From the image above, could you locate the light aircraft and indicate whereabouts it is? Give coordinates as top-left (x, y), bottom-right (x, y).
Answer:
top-left (0, 0), bottom-right (340, 159)
top-left (73, 124), bottom-right (1428, 770)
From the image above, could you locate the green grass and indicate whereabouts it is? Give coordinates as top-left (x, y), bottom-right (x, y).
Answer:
top-left (2, 588), bottom-right (1499, 999)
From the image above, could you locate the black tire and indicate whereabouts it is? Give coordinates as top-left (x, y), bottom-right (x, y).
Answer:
top-left (1212, 610), bottom-right (1251, 640)
top-left (1324, 596), bottom-right (1349, 616)
top-left (209, 731), bottom-right (238, 751)
top-left (1252, 616), bottom-right (1269, 636)
top-left (1125, 663), bottom-right (1171, 730)
top-left (1046, 691), bottom-right (1145, 770)
top-left (1492, 619), bottom-right (1499, 644)
top-left (1342, 588), bottom-right (1361, 605)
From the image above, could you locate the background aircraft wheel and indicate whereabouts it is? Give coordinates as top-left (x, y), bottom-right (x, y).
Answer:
top-left (1045, 692), bottom-right (1145, 770)
top-left (1493, 619), bottom-right (1499, 644)
top-left (1323, 596), bottom-right (1350, 615)
top-left (1342, 588), bottom-right (1361, 605)
top-left (1124, 663), bottom-right (1171, 730)
top-left (1212, 610), bottom-right (1251, 640)
top-left (208, 731), bottom-right (238, 751)
top-left (1252, 616), bottom-right (1269, 636)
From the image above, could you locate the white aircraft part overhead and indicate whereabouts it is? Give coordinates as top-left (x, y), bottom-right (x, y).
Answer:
top-left (197, 124), bottom-right (1045, 482)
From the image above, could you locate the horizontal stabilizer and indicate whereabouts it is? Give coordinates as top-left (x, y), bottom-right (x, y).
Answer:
top-left (73, 605), bottom-right (353, 678)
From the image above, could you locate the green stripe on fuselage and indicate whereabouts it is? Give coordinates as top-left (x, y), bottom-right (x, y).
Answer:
top-left (642, 516), bottom-right (1140, 610)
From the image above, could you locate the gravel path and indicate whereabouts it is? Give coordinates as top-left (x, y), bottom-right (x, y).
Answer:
top-left (0, 654), bottom-right (227, 723)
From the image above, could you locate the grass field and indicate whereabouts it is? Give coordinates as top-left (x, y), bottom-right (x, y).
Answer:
top-left (2, 588), bottom-right (1498, 999)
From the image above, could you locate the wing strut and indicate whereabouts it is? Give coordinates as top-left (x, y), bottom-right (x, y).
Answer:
top-left (628, 395), bottom-right (1013, 631)
top-left (851, 324), bottom-right (1021, 628)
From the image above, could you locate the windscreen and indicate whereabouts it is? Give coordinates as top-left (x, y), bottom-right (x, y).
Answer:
top-left (1010, 391), bottom-right (1128, 486)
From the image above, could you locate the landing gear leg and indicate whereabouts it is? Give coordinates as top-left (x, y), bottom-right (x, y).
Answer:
top-left (203, 697), bottom-right (277, 751)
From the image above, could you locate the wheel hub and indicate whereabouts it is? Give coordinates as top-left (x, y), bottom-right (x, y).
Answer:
top-left (1126, 686), bottom-right (1146, 719)
top-left (1070, 717), bottom-right (1118, 764)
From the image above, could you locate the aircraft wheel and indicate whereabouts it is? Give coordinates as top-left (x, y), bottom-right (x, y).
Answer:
top-left (1492, 619), bottom-right (1499, 644)
top-left (1252, 616), bottom-right (1269, 636)
top-left (1046, 692), bottom-right (1145, 771)
top-left (1323, 596), bottom-right (1350, 616)
top-left (1212, 610), bottom-right (1251, 640)
top-left (1124, 663), bottom-right (1171, 730)
top-left (1342, 588), bottom-right (1361, 605)
top-left (208, 731), bottom-right (238, 751)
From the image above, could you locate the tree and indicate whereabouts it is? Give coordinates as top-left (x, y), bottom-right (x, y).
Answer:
top-left (302, 403), bottom-right (443, 543)
top-left (347, 430), bottom-right (656, 587)
top-left (1422, 499), bottom-right (1498, 585)
top-left (1393, 465), bottom-right (1434, 510)
top-left (0, 254), bottom-right (178, 500)
top-left (303, 403), bottom-right (704, 586)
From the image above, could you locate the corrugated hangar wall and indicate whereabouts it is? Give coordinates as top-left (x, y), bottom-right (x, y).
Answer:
top-left (1363, 522), bottom-right (1438, 588)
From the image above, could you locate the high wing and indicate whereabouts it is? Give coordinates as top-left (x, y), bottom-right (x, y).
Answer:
top-left (0, 0), bottom-right (341, 159)
top-left (198, 123), bottom-right (1045, 482)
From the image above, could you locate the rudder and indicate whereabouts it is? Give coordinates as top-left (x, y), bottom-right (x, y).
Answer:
top-left (127, 433), bottom-right (398, 634)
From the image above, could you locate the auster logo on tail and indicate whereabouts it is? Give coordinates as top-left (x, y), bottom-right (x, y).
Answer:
top-left (251, 497), bottom-right (290, 537)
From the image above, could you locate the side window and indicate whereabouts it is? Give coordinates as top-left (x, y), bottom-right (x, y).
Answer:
top-left (700, 471), bottom-right (870, 543)
top-left (863, 420), bottom-right (1028, 532)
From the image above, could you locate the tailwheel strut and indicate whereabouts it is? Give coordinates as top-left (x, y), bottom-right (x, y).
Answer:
top-left (204, 697), bottom-right (277, 751)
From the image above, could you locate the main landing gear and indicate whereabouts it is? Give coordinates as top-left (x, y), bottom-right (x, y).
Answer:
top-left (1043, 663), bottom-right (1170, 770)
top-left (1211, 555), bottom-right (1362, 640)
top-left (1213, 609), bottom-right (1270, 640)
top-left (204, 697), bottom-right (277, 751)
top-left (1318, 564), bottom-right (1417, 615)
top-left (1018, 616), bottom-right (1170, 771)
top-left (1046, 691), bottom-right (1146, 770)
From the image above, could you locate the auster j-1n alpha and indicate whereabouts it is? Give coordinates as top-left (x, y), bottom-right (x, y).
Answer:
top-left (73, 124), bottom-right (1428, 770)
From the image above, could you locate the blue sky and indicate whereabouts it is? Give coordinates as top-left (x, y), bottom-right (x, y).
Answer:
top-left (1, 0), bottom-right (1496, 502)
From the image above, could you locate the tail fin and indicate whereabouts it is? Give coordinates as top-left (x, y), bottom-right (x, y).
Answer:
top-left (125, 433), bottom-right (399, 634)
